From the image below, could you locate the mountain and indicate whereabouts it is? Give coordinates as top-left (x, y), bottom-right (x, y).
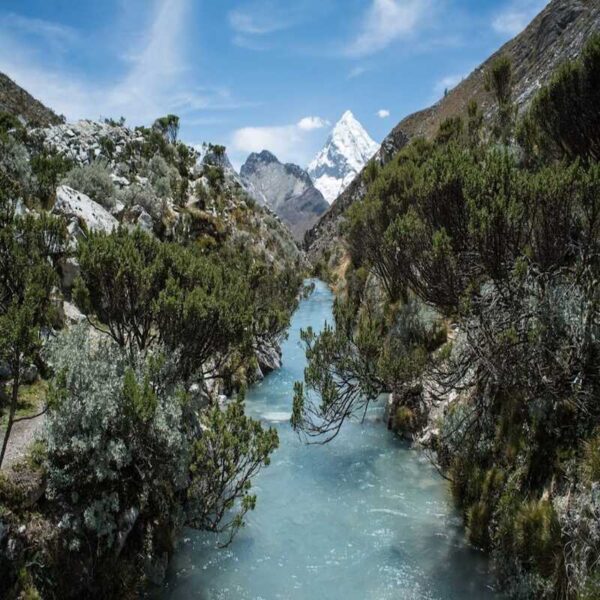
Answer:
top-left (240, 150), bottom-right (329, 241)
top-left (308, 110), bottom-right (379, 204)
top-left (0, 72), bottom-right (63, 127)
top-left (305, 0), bottom-right (600, 260)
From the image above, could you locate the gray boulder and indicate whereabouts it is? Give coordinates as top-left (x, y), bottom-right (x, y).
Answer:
top-left (53, 185), bottom-right (118, 234)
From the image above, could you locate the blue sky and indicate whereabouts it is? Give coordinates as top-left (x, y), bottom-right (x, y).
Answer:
top-left (0, 0), bottom-right (548, 168)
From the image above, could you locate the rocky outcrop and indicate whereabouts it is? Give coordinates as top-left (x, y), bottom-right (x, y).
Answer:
top-left (38, 119), bottom-right (137, 168)
top-left (254, 339), bottom-right (283, 380)
top-left (241, 150), bottom-right (328, 241)
top-left (53, 186), bottom-right (118, 234)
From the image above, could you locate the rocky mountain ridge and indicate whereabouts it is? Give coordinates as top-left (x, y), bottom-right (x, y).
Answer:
top-left (0, 72), bottom-right (63, 127)
top-left (240, 150), bottom-right (328, 241)
top-left (308, 110), bottom-right (379, 204)
top-left (305, 0), bottom-right (600, 262)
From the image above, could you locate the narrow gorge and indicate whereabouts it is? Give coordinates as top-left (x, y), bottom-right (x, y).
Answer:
top-left (159, 281), bottom-right (500, 599)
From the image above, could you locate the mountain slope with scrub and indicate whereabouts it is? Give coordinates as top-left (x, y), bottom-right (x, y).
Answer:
top-left (293, 32), bottom-right (600, 600)
top-left (0, 96), bottom-right (305, 598)
top-left (306, 0), bottom-right (600, 266)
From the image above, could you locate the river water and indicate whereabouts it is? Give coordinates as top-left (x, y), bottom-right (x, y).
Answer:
top-left (160, 280), bottom-right (500, 599)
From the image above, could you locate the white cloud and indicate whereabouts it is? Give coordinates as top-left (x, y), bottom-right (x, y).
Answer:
top-left (346, 0), bottom-right (431, 57)
top-left (231, 115), bottom-right (329, 165)
top-left (0, 0), bottom-right (248, 126)
top-left (107, 0), bottom-right (190, 120)
top-left (228, 1), bottom-right (309, 36)
top-left (492, 0), bottom-right (548, 37)
top-left (377, 109), bottom-right (390, 118)
top-left (348, 66), bottom-right (368, 79)
top-left (1, 13), bottom-right (78, 48)
top-left (297, 116), bottom-right (329, 131)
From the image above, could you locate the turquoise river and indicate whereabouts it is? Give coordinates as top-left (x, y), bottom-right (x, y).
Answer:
top-left (160, 280), bottom-right (501, 599)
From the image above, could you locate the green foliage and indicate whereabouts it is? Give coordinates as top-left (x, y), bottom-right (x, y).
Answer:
top-left (294, 36), bottom-right (600, 598)
top-left (485, 55), bottom-right (515, 144)
top-left (0, 184), bottom-right (66, 467)
top-left (152, 114), bottom-right (180, 144)
top-left (62, 159), bottom-right (116, 209)
top-left (30, 149), bottom-right (73, 206)
top-left (519, 34), bottom-right (600, 163)
top-left (44, 326), bottom-right (188, 554)
top-left (435, 116), bottom-right (464, 146)
top-left (74, 226), bottom-right (166, 351)
top-left (581, 433), bottom-right (600, 485)
top-left (513, 499), bottom-right (562, 579)
top-left (0, 111), bottom-right (24, 135)
top-left (205, 165), bottom-right (225, 192)
top-left (187, 396), bottom-right (279, 543)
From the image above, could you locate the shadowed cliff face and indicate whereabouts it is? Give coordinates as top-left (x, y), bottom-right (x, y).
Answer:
top-left (305, 0), bottom-right (600, 262)
top-left (241, 150), bottom-right (329, 241)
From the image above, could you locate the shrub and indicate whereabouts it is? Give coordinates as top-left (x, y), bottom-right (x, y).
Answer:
top-left (520, 34), bottom-right (600, 163)
top-left (62, 160), bottom-right (116, 209)
top-left (119, 182), bottom-right (163, 221)
top-left (44, 325), bottom-right (188, 553)
top-left (582, 433), bottom-right (600, 485)
top-left (30, 150), bottom-right (73, 206)
top-left (513, 499), bottom-right (561, 579)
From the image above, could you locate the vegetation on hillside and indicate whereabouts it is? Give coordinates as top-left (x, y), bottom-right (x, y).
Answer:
top-left (0, 104), bottom-right (303, 598)
top-left (294, 35), bottom-right (600, 599)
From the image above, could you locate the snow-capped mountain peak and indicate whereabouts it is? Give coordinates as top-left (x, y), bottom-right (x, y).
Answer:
top-left (308, 111), bottom-right (379, 204)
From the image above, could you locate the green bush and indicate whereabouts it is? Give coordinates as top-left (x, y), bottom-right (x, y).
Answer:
top-left (513, 499), bottom-right (561, 579)
top-left (62, 159), bottom-right (116, 209)
top-left (582, 433), bottom-right (600, 485)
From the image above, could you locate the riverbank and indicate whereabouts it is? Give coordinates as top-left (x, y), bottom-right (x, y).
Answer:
top-left (160, 280), bottom-right (500, 599)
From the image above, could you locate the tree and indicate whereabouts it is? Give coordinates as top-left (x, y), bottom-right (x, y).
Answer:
top-left (0, 193), bottom-right (66, 468)
top-left (74, 227), bottom-right (166, 355)
top-left (30, 150), bottom-right (73, 206)
top-left (75, 227), bottom-right (255, 386)
top-left (485, 55), bottom-right (515, 145)
top-left (518, 34), bottom-right (600, 163)
top-left (152, 114), bottom-right (180, 144)
top-left (187, 395), bottom-right (278, 544)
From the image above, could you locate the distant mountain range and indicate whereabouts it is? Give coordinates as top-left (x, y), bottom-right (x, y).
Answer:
top-left (237, 112), bottom-right (379, 241)
top-left (240, 150), bottom-right (328, 241)
top-left (308, 111), bottom-right (379, 205)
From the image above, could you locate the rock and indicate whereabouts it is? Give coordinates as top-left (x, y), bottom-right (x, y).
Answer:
top-left (255, 339), bottom-right (282, 375)
top-left (110, 174), bottom-right (130, 188)
top-left (110, 199), bottom-right (126, 217)
top-left (14, 199), bottom-right (28, 216)
top-left (144, 552), bottom-right (169, 586)
top-left (240, 150), bottom-right (328, 241)
top-left (63, 301), bottom-right (86, 324)
top-left (136, 209), bottom-right (154, 233)
top-left (21, 364), bottom-right (38, 384)
top-left (53, 186), bottom-right (118, 233)
top-left (124, 205), bottom-right (154, 234)
top-left (308, 111), bottom-right (380, 204)
top-left (66, 216), bottom-right (85, 244)
top-left (59, 256), bottom-right (80, 290)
